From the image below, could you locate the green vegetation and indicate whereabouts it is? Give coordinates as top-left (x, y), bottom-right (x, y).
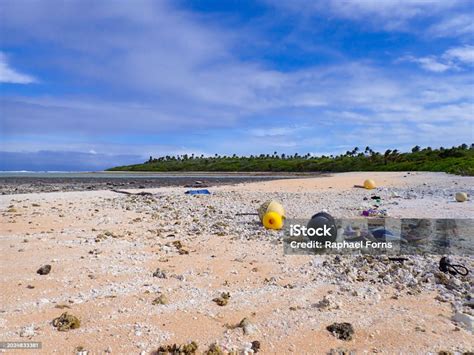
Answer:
top-left (108, 144), bottom-right (474, 176)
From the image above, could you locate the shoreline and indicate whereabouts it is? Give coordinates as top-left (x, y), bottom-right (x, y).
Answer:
top-left (0, 170), bottom-right (465, 196)
top-left (0, 171), bottom-right (324, 177)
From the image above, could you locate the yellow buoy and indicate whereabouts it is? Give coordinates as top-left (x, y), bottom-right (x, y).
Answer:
top-left (363, 179), bottom-right (376, 189)
top-left (455, 192), bottom-right (468, 202)
top-left (262, 211), bottom-right (284, 230)
top-left (257, 200), bottom-right (286, 221)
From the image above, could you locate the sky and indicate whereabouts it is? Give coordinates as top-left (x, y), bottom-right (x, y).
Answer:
top-left (0, 0), bottom-right (473, 171)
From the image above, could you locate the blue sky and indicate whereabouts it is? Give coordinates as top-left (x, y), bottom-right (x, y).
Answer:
top-left (1, 0), bottom-right (473, 171)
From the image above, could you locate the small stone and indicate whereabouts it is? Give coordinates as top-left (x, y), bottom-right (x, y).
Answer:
top-left (213, 292), bottom-right (230, 306)
top-left (20, 325), bottom-right (36, 338)
top-left (435, 272), bottom-right (449, 285)
top-left (153, 268), bottom-right (167, 279)
top-left (37, 265), bottom-right (51, 275)
top-left (152, 293), bottom-right (168, 305)
top-left (315, 295), bottom-right (340, 311)
top-left (172, 240), bottom-right (189, 254)
top-left (414, 326), bottom-right (426, 332)
top-left (204, 343), bottom-right (224, 355)
top-left (239, 317), bottom-right (257, 335)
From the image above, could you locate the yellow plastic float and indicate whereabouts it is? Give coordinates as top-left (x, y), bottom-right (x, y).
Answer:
top-left (363, 179), bottom-right (376, 189)
top-left (455, 192), bottom-right (468, 202)
top-left (262, 211), bottom-right (284, 230)
top-left (258, 200), bottom-right (285, 230)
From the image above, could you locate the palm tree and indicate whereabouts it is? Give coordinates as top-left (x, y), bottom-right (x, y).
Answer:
top-left (384, 149), bottom-right (392, 165)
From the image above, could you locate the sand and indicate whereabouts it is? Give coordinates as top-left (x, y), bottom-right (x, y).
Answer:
top-left (1, 172), bottom-right (473, 354)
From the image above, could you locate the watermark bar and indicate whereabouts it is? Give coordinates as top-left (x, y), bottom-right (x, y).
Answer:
top-left (283, 217), bottom-right (474, 256)
top-left (0, 342), bottom-right (42, 349)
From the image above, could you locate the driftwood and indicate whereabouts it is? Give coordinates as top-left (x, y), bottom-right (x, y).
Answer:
top-left (110, 189), bottom-right (153, 196)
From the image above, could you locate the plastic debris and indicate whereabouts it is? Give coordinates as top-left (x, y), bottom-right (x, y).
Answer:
top-left (363, 179), bottom-right (376, 189)
top-left (361, 208), bottom-right (388, 217)
top-left (262, 211), bottom-right (284, 230)
top-left (369, 227), bottom-right (401, 242)
top-left (307, 212), bottom-right (337, 243)
top-left (257, 200), bottom-right (286, 220)
top-left (455, 192), bottom-right (468, 202)
top-left (439, 257), bottom-right (469, 276)
top-left (258, 200), bottom-right (285, 230)
top-left (185, 189), bottom-right (211, 195)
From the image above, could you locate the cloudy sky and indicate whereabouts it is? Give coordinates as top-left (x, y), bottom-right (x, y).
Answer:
top-left (1, 0), bottom-right (473, 170)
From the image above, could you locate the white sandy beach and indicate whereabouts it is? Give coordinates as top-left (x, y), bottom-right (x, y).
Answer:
top-left (1, 172), bottom-right (473, 354)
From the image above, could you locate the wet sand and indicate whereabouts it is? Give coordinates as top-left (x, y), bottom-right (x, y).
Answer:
top-left (0, 172), bottom-right (314, 195)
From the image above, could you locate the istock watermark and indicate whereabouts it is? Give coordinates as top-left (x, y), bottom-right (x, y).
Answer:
top-left (283, 215), bottom-right (474, 255)
top-left (290, 224), bottom-right (334, 238)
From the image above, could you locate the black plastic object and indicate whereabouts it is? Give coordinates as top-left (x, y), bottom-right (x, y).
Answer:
top-left (439, 256), bottom-right (469, 276)
top-left (306, 212), bottom-right (337, 243)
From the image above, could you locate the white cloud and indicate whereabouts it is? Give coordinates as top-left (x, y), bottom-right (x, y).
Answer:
top-left (248, 126), bottom-right (306, 137)
top-left (0, 53), bottom-right (36, 84)
top-left (429, 14), bottom-right (474, 38)
top-left (401, 45), bottom-right (474, 72)
top-left (325, 0), bottom-right (456, 21)
top-left (265, 0), bottom-right (472, 36)
top-left (402, 56), bottom-right (451, 72)
top-left (443, 45), bottom-right (474, 65)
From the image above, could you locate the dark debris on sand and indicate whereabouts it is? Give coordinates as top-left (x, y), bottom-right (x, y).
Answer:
top-left (36, 264), bottom-right (51, 275)
top-left (52, 312), bottom-right (81, 331)
top-left (156, 341), bottom-right (198, 354)
top-left (326, 322), bottom-right (354, 341)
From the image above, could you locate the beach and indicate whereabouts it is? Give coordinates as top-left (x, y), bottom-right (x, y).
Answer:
top-left (1, 172), bottom-right (473, 354)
